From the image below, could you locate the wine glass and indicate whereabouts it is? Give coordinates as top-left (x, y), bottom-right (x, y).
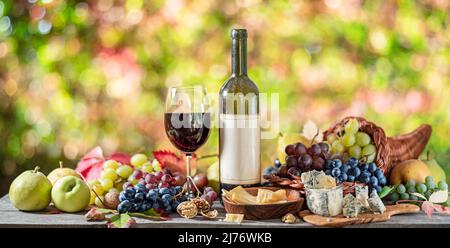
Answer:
top-left (164, 86), bottom-right (211, 198)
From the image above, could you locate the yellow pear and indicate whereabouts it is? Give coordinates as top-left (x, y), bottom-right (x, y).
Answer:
top-left (47, 161), bottom-right (81, 185)
top-left (390, 159), bottom-right (432, 185)
top-left (277, 132), bottom-right (310, 163)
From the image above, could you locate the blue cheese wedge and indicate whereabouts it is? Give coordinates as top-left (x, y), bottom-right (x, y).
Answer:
top-left (368, 190), bottom-right (386, 214)
top-left (355, 185), bottom-right (370, 213)
top-left (306, 186), bottom-right (343, 217)
top-left (343, 193), bottom-right (358, 218)
top-left (301, 170), bottom-right (336, 189)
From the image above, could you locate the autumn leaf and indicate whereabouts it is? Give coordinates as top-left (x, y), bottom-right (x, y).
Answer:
top-left (106, 213), bottom-right (137, 228)
top-left (85, 208), bottom-right (107, 221)
top-left (421, 201), bottom-right (450, 217)
top-left (76, 147), bottom-right (131, 180)
top-left (153, 150), bottom-right (197, 175)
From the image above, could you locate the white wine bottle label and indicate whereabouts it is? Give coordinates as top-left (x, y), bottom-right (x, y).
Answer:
top-left (219, 114), bottom-right (261, 185)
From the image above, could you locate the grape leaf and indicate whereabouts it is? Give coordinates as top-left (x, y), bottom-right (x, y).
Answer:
top-left (106, 213), bottom-right (136, 228)
top-left (379, 186), bottom-right (394, 198)
top-left (302, 120), bottom-right (322, 144)
top-left (85, 208), bottom-right (107, 221)
top-left (129, 209), bottom-right (170, 221)
top-left (429, 190), bottom-right (448, 203)
top-left (153, 150), bottom-right (197, 175)
top-left (421, 201), bottom-right (450, 217)
top-left (76, 147), bottom-right (131, 180)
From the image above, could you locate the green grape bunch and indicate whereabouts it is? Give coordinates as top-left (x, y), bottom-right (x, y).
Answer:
top-left (326, 119), bottom-right (377, 163)
top-left (386, 176), bottom-right (448, 204)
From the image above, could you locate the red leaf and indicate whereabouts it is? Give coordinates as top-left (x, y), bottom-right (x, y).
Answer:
top-left (108, 152), bottom-right (131, 165)
top-left (153, 150), bottom-right (197, 175)
top-left (422, 201), bottom-right (435, 217)
top-left (76, 147), bottom-right (130, 180)
top-left (421, 201), bottom-right (450, 217)
top-left (85, 208), bottom-right (106, 221)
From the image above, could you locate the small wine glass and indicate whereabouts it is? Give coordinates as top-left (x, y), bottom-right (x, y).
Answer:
top-left (164, 86), bottom-right (211, 198)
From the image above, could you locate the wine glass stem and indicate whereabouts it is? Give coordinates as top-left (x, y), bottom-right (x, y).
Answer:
top-left (185, 154), bottom-right (191, 178)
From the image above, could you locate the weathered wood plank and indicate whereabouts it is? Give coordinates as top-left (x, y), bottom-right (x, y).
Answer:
top-left (1, 195), bottom-right (449, 228)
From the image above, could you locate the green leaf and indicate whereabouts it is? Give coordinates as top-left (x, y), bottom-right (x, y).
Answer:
top-left (129, 209), bottom-right (170, 221)
top-left (379, 186), bottom-right (394, 198)
top-left (106, 213), bottom-right (136, 228)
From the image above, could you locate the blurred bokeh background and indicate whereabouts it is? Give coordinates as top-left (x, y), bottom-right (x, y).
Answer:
top-left (0, 0), bottom-right (449, 195)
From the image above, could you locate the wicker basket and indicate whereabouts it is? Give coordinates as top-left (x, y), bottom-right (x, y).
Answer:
top-left (323, 116), bottom-right (432, 176)
top-left (264, 116), bottom-right (432, 189)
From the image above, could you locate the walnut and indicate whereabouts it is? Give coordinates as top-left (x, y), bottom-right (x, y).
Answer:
top-left (191, 198), bottom-right (210, 212)
top-left (281, 213), bottom-right (297, 224)
top-left (200, 209), bottom-right (218, 219)
top-left (176, 201), bottom-right (198, 219)
top-left (104, 192), bottom-right (120, 210)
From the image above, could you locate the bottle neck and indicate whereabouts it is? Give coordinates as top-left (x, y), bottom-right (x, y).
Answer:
top-left (231, 38), bottom-right (247, 76)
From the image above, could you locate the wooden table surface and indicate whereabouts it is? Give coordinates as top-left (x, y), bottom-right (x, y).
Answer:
top-left (1, 195), bottom-right (449, 228)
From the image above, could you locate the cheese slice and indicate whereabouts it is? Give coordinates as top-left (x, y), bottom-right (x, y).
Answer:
top-left (223, 186), bottom-right (257, 204)
top-left (256, 189), bottom-right (287, 204)
top-left (223, 213), bottom-right (244, 223)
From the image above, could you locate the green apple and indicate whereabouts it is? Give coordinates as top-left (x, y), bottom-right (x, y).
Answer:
top-left (422, 153), bottom-right (446, 183)
top-left (9, 166), bottom-right (52, 211)
top-left (207, 161), bottom-right (220, 192)
top-left (51, 175), bottom-right (91, 213)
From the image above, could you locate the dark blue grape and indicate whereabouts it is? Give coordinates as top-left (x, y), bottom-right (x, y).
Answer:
top-left (326, 160), bottom-right (333, 169)
top-left (341, 165), bottom-right (350, 174)
top-left (135, 183), bottom-right (146, 193)
top-left (374, 185), bottom-right (382, 193)
top-left (348, 158), bottom-right (359, 168)
top-left (135, 192), bottom-right (145, 202)
top-left (175, 186), bottom-right (183, 193)
top-left (350, 167), bottom-right (361, 177)
top-left (125, 187), bottom-right (136, 197)
top-left (117, 200), bottom-right (131, 213)
top-left (164, 206), bottom-right (172, 213)
top-left (119, 191), bottom-right (127, 202)
top-left (161, 198), bottom-right (170, 208)
top-left (274, 159), bottom-right (282, 168)
top-left (360, 163), bottom-right (369, 171)
top-left (375, 169), bottom-right (384, 179)
top-left (340, 173), bottom-right (348, 182)
top-left (169, 187), bottom-right (177, 195)
top-left (368, 163), bottom-right (377, 173)
top-left (162, 193), bottom-right (172, 202)
top-left (348, 175), bottom-right (355, 182)
top-left (360, 176), bottom-right (370, 184)
top-left (331, 168), bottom-right (341, 177)
top-left (171, 200), bottom-right (180, 209)
top-left (159, 187), bottom-right (170, 195)
top-left (332, 159), bottom-right (342, 168)
top-left (378, 176), bottom-right (387, 186)
top-left (152, 202), bottom-right (160, 210)
top-left (325, 169), bottom-right (331, 175)
top-left (146, 190), bottom-right (157, 201)
top-left (370, 176), bottom-right (378, 187)
top-left (361, 171), bottom-right (371, 179)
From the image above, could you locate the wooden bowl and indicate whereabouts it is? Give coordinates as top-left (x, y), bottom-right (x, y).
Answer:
top-left (222, 187), bottom-right (304, 220)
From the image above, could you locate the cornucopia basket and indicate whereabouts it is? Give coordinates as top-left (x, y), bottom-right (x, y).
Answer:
top-left (264, 116), bottom-right (432, 190)
top-left (324, 116), bottom-right (432, 176)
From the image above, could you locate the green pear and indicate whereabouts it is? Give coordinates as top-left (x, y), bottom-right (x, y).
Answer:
top-left (422, 153), bottom-right (446, 183)
top-left (9, 166), bottom-right (52, 211)
top-left (207, 161), bottom-right (220, 193)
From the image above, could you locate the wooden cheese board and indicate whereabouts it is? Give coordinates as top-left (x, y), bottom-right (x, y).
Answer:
top-left (299, 204), bottom-right (420, 227)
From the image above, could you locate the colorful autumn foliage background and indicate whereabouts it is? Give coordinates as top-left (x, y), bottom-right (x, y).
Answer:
top-left (0, 0), bottom-right (449, 195)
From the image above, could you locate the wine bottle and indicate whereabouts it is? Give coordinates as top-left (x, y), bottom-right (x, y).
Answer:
top-left (219, 29), bottom-right (260, 191)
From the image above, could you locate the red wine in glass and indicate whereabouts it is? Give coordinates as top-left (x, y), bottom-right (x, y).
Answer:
top-left (164, 112), bottom-right (211, 154)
